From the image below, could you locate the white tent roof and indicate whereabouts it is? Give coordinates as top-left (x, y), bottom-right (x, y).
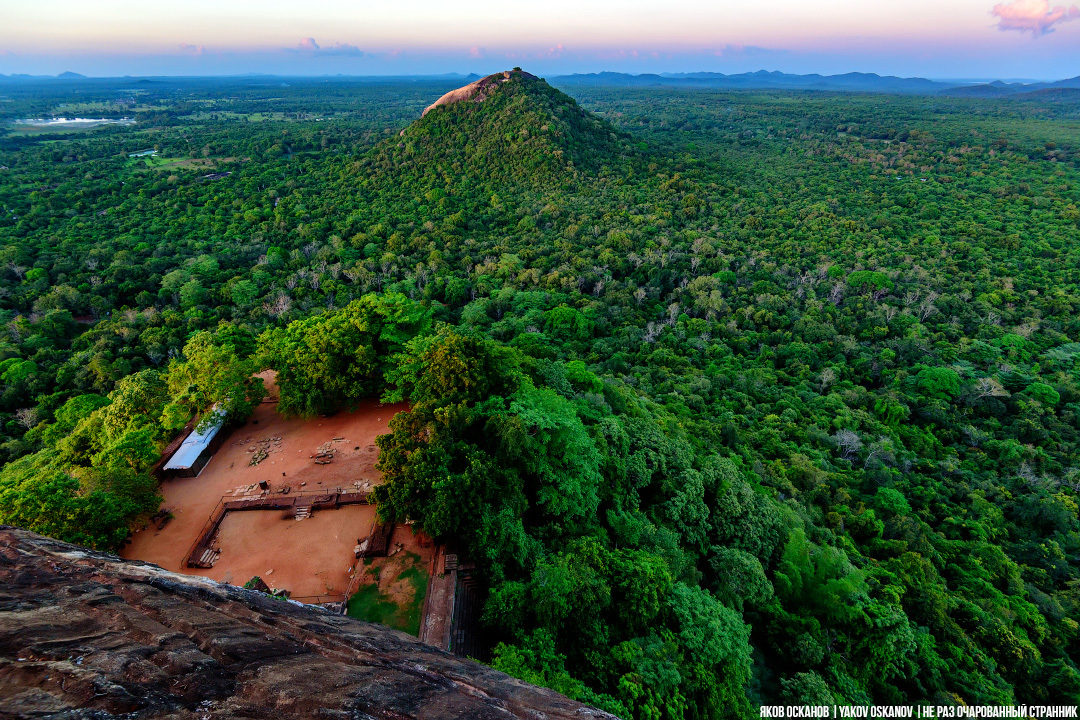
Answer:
top-left (163, 408), bottom-right (226, 471)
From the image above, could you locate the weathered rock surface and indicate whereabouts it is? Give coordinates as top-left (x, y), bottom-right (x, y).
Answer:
top-left (0, 526), bottom-right (616, 719)
top-left (422, 69), bottom-right (539, 116)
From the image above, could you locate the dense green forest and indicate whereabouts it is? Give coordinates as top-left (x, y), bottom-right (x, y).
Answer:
top-left (1, 70), bottom-right (1079, 716)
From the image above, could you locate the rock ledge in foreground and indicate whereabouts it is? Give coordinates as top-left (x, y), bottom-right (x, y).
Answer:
top-left (0, 526), bottom-right (616, 720)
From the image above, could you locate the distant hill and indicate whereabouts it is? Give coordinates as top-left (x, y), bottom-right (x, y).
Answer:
top-left (0, 71), bottom-right (87, 82)
top-left (0, 73), bottom-right (48, 82)
top-left (1015, 87), bottom-right (1080, 103)
top-left (550, 70), bottom-right (1080, 99)
top-left (372, 68), bottom-right (633, 184)
top-left (550, 70), bottom-right (954, 94)
top-left (340, 69), bottom-right (641, 248)
top-left (940, 75), bottom-right (1080, 99)
top-left (943, 80), bottom-right (1023, 98)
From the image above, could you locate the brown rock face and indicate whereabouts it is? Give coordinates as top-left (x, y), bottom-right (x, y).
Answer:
top-left (0, 526), bottom-right (616, 720)
top-left (421, 69), bottom-right (539, 116)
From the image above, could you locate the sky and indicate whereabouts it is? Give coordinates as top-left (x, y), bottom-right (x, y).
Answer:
top-left (1, 0), bottom-right (1078, 80)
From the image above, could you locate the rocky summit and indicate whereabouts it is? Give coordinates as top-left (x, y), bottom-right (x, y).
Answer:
top-left (0, 526), bottom-right (616, 720)
top-left (422, 69), bottom-right (539, 116)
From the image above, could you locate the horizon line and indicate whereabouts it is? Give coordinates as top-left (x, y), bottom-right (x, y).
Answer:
top-left (0, 69), bottom-right (1069, 84)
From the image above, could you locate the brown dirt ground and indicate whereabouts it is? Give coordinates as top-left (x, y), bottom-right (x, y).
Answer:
top-left (211, 503), bottom-right (377, 598)
top-left (121, 373), bottom-right (410, 600)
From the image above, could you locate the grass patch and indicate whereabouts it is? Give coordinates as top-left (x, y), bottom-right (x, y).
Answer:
top-left (397, 564), bottom-right (430, 637)
top-left (345, 551), bottom-right (429, 636)
top-left (130, 156), bottom-right (182, 168)
top-left (346, 584), bottom-right (403, 627)
top-left (6, 124), bottom-right (108, 137)
top-left (53, 101), bottom-right (127, 113)
top-left (180, 111), bottom-right (289, 122)
top-left (126, 156), bottom-right (221, 171)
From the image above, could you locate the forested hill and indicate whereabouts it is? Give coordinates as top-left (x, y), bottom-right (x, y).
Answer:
top-left (333, 68), bottom-right (655, 295)
top-left (0, 74), bottom-right (1079, 716)
top-left (361, 69), bottom-right (638, 189)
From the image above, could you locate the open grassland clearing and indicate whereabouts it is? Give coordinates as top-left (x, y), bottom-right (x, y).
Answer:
top-left (127, 155), bottom-right (226, 171)
top-left (346, 540), bottom-right (432, 637)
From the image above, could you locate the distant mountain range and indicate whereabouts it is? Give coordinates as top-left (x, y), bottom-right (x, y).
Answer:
top-left (0, 71), bottom-right (86, 80)
top-left (1, 69), bottom-right (1078, 99)
top-left (939, 76), bottom-right (1080, 98)
top-left (550, 70), bottom-right (949, 94)
top-left (549, 70), bottom-right (1080, 98)
top-left (0, 71), bottom-right (471, 83)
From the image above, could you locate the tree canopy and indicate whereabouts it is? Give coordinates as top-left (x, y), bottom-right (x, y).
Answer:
top-left (1, 73), bottom-right (1079, 714)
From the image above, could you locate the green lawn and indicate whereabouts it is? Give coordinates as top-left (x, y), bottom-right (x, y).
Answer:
top-left (345, 554), bottom-right (429, 636)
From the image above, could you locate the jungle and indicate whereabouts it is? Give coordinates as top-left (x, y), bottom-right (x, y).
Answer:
top-left (1, 71), bottom-right (1078, 716)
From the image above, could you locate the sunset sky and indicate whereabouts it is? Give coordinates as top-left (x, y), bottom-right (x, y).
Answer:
top-left (2, 0), bottom-right (1078, 79)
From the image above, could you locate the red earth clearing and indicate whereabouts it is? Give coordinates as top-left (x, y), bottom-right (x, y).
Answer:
top-left (122, 372), bottom-right (410, 601)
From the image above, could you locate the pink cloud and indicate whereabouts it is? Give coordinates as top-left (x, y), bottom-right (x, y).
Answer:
top-left (710, 44), bottom-right (776, 59)
top-left (291, 38), bottom-right (364, 57)
top-left (178, 43), bottom-right (206, 56)
top-left (992, 0), bottom-right (1080, 36)
top-left (469, 46), bottom-right (484, 58)
top-left (538, 43), bottom-right (564, 58)
top-left (712, 43), bottom-right (746, 57)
